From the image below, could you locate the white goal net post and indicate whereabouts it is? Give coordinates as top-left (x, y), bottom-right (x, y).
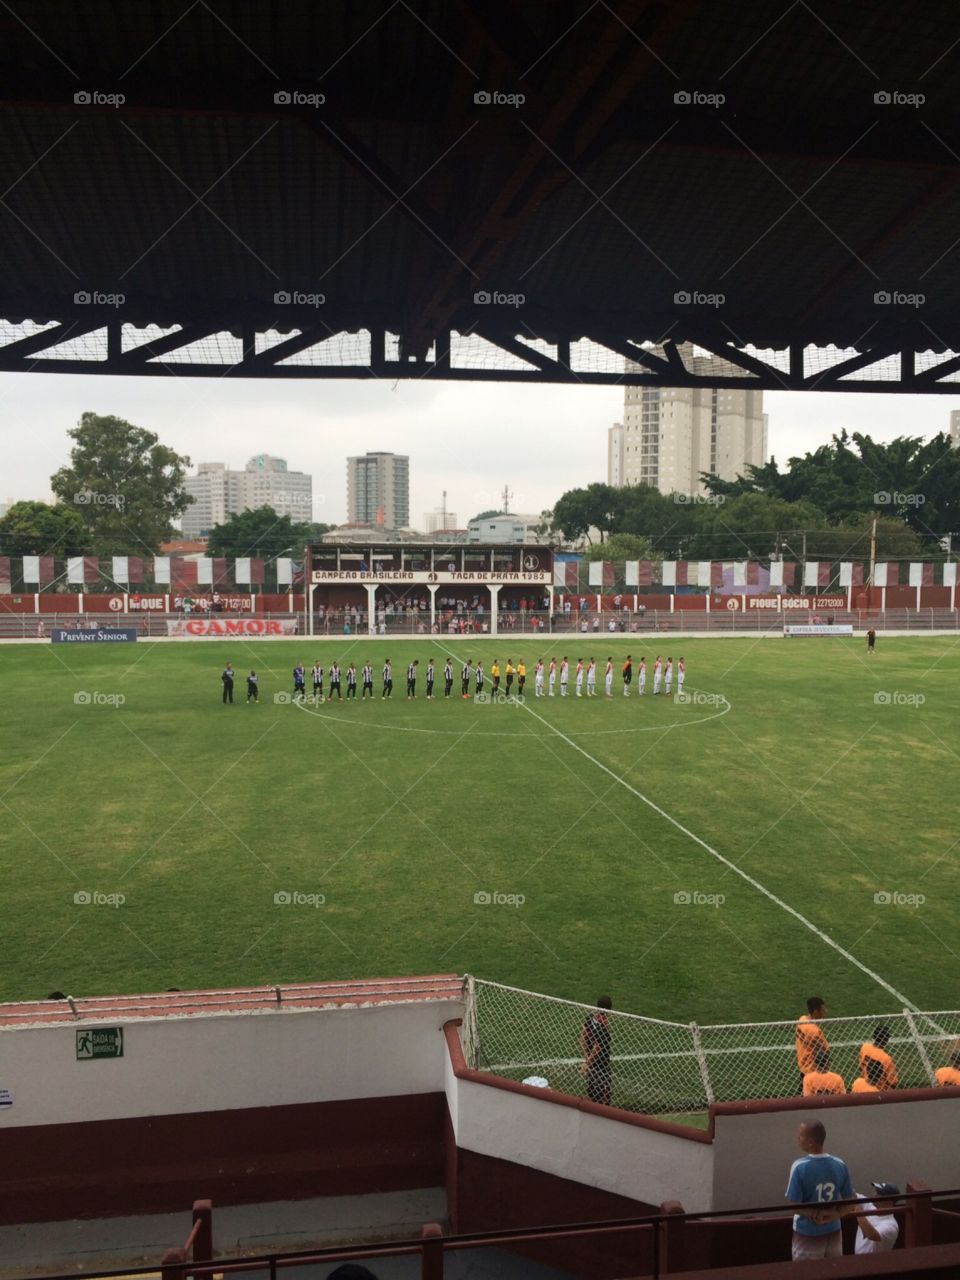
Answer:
top-left (462, 977), bottom-right (960, 1116)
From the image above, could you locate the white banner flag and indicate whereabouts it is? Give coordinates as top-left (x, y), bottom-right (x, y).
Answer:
top-left (112, 556), bottom-right (129, 583)
top-left (697, 560), bottom-right (711, 588)
top-left (67, 556), bottom-right (85, 585)
top-left (838, 562), bottom-right (852, 587)
top-left (276, 557), bottom-right (293, 587)
top-left (553, 561), bottom-right (566, 587)
top-left (943, 562), bottom-right (957, 588)
top-left (661, 560), bottom-right (677, 587)
top-left (908, 562), bottom-right (923, 587)
top-left (196, 558), bottom-right (212, 585)
top-left (873, 562), bottom-right (888, 588)
top-left (235, 557), bottom-right (251, 585)
top-left (803, 561), bottom-right (820, 587)
top-left (587, 561), bottom-right (602, 586)
top-left (153, 556), bottom-right (171, 584)
top-left (769, 559), bottom-right (784, 587)
top-left (733, 561), bottom-right (747, 586)
top-left (624, 560), bottom-right (639, 587)
top-left (22, 555), bottom-right (39, 583)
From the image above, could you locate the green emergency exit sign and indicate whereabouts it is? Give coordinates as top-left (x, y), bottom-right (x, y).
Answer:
top-left (76, 1027), bottom-right (124, 1060)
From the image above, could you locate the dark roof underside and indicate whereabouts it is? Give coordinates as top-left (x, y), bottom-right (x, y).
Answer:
top-left (2, 0), bottom-right (960, 359)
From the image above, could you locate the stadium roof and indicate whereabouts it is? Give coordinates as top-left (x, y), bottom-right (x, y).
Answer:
top-left (2, 1), bottom-right (960, 389)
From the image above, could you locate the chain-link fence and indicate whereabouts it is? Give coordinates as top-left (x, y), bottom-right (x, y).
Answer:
top-left (463, 979), bottom-right (960, 1119)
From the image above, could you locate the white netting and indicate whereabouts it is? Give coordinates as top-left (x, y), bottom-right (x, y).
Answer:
top-left (465, 979), bottom-right (960, 1118)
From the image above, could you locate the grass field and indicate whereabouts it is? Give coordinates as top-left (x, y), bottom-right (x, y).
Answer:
top-left (0, 633), bottom-right (958, 1028)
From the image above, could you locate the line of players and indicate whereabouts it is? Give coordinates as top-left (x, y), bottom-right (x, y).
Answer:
top-left (282, 654), bottom-right (685, 701)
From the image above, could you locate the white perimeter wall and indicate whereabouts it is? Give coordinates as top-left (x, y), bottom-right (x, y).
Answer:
top-left (0, 1001), bottom-right (462, 1129)
top-left (444, 1042), bottom-right (715, 1212)
top-left (712, 1099), bottom-right (960, 1210)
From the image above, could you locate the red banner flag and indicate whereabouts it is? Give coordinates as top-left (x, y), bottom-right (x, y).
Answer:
top-left (818, 562), bottom-right (831, 587)
top-left (780, 561), bottom-right (796, 587)
top-left (565, 561), bottom-right (579, 589)
top-left (171, 558), bottom-right (199, 588)
top-left (127, 556), bottom-right (145, 583)
top-left (711, 562), bottom-right (723, 588)
top-left (83, 556), bottom-right (100, 583)
top-left (887, 562), bottom-right (900, 586)
top-left (637, 560), bottom-right (653, 587)
top-left (249, 558), bottom-right (265, 586)
top-left (746, 561), bottom-right (760, 585)
top-left (0, 556), bottom-right (10, 585)
top-left (675, 561), bottom-right (689, 586)
top-left (212, 557), bottom-right (229, 586)
top-left (922, 562), bottom-right (935, 586)
top-left (39, 555), bottom-right (55, 586)
top-left (852, 562), bottom-right (864, 587)
top-left (603, 561), bottom-right (615, 587)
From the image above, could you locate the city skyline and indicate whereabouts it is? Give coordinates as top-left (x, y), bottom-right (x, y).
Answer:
top-left (2, 373), bottom-right (959, 530)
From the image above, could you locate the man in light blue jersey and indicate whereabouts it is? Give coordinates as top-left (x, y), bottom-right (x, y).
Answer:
top-left (786, 1120), bottom-right (853, 1261)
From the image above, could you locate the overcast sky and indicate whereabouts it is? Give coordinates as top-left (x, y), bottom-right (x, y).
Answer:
top-left (1, 371), bottom-right (957, 527)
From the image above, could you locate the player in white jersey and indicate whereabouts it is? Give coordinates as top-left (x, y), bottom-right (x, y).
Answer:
top-left (535, 659), bottom-right (545, 696)
top-left (548, 658), bottom-right (557, 696)
top-left (586, 658), bottom-right (597, 696)
top-left (653, 655), bottom-right (662, 695)
top-left (604, 658), bottom-right (613, 697)
top-left (559, 657), bottom-right (569, 696)
top-left (575, 659), bottom-right (584, 697)
top-left (677, 657), bottom-right (685, 695)
top-left (638, 657), bottom-right (646, 696)
top-left (664, 657), bottom-right (673, 695)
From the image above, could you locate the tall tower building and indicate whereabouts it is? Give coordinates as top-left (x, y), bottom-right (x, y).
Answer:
top-left (182, 456), bottom-right (312, 538)
top-left (347, 452), bottom-right (410, 529)
top-left (949, 409), bottom-right (960, 447)
top-left (608, 348), bottom-right (767, 495)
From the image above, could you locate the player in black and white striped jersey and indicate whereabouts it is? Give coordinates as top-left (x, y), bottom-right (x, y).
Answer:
top-left (425, 660), bottom-right (436, 699)
top-left (444, 659), bottom-right (454, 697)
top-left (361, 662), bottom-right (374, 698)
top-left (382, 659), bottom-right (393, 698)
top-left (345, 663), bottom-right (357, 699)
top-left (329, 661), bottom-right (342, 699)
top-left (406, 659), bottom-right (418, 698)
top-left (461, 659), bottom-right (472, 698)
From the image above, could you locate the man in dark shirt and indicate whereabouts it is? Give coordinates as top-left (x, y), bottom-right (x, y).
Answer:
top-left (867, 628), bottom-right (877, 652)
top-left (221, 663), bottom-right (234, 704)
top-left (580, 996), bottom-right (613, 1106)
top-left (246, 670), bottom-right (259, 703)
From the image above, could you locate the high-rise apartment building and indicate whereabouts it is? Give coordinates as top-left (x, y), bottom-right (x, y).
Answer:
top-left (182, 456), bottom-right (312, 538)
top-left (608, 349), bottom-right (767, 495)
top-left (347, 452), bottom-right (410, 529)
top-left (949, 409), bottom-right (960, 447)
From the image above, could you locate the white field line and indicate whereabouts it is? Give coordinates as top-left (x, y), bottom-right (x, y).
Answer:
top-left (432, 640), bottom-right (920, 1012)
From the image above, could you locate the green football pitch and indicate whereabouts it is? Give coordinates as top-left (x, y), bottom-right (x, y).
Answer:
top-left (0, 634), bottom-right (957, 1024)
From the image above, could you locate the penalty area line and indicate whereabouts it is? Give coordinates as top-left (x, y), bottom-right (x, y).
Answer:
top-left (510, 675), bottom-right (918, 1012)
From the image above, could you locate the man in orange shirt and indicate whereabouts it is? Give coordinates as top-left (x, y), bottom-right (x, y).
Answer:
top-left (935, 1049), bottom-right (960, 1088)
top-left (796, 996), bottom-right (829, 1092)
top-left (859, 1025), bottom-right (898, 1089)
top-left (851, 1058), bottom-right (885, 1093)
top-left (803, 1048), bottom-right (845, 1097)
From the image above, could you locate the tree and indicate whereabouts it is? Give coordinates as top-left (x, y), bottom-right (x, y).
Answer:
top-left (683, 493), bottom-right (828, 560)
top-left (50, 412), bottom-right (191, 554)
top-left (470, 509), bottom-right (504, 523)
top-left (552, 483), bottom-right (623, 544)
top-left (583, 533), bottom-right (659, 563)
top-left (206, 506), bottom-right (314, 559)
top-left (0, 500), bottom-right (90, 555)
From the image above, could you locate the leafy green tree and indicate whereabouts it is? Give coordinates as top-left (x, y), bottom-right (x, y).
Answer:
top-left (552, 483), bottom-right (623, 543)
top-left (583, 533), bottom-right (659, 563)
top-left (684, 494), bottom-right (828, 560)
top-left (0, 500), bottom-right (90, 555)
top-left (50, 412), bottom-right (191, 554)
top-left (206, 506), bottom-right (314, 560)
top-left (470, 509), bottom-right (504, 522)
